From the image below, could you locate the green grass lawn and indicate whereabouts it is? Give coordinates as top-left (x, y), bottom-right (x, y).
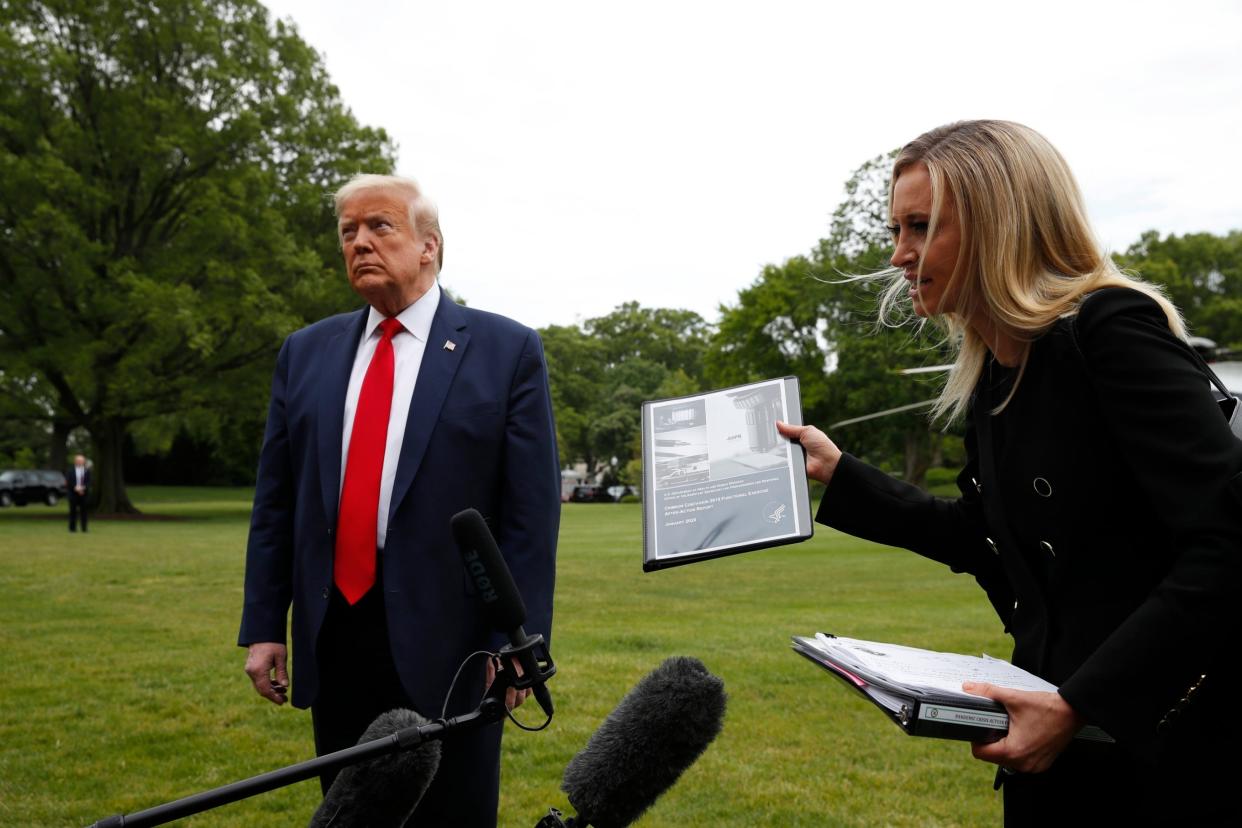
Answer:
top-left (0, 489), bottom-right (1005, 826)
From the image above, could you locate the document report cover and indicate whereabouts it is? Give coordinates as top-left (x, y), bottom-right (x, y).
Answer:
top-left (641, 377), bottom-right (812, 571)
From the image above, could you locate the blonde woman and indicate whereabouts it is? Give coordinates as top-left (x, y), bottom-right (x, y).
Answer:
top-left (779, 121), bottom-right (1242, 824)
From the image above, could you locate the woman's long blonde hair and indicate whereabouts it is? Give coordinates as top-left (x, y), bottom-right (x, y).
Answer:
top-left (875, 120), bottom-right (1185, 422)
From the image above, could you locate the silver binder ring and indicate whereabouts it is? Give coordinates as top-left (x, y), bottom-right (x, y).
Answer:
top-left (1032, 477), bottom-right (1052, 498)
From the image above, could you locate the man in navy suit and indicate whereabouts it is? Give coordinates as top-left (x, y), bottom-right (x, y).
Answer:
top-left (239, 174), bottom-right (559, 825)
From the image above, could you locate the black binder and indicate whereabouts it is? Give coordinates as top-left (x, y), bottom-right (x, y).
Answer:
top-left (792, 636), bottom-right (1113, 744)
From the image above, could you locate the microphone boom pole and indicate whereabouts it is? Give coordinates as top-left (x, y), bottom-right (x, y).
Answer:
top-left (87, 699), bottom-right (507, 827)
top-left (91, 506), bottom-right (558, 827)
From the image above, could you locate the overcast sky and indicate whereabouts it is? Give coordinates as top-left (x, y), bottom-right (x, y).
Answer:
top-left (262, 0), bottom-right (1242, 331)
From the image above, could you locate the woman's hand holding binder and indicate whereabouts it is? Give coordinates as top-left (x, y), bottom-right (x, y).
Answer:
top-left (963, 681), bottom-right (1086, 774)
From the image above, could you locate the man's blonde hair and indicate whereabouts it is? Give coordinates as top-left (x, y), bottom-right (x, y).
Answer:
top-left (333, 174), bottom-right (444, 273)
top-left (874, 120), bottom-right (1184, 422)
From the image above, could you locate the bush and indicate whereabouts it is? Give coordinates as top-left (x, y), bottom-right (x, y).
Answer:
top-left (924, 466), bottom-right (960, 497)
top-left (924, 467), bottom-right (958, 487)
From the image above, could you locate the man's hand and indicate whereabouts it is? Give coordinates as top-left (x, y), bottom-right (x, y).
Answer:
top-left (485, 655), bottom-right (531, 711)
top-left (963, 682), bottom-right (1084, 773)
top-left (244, 642), bottom-right (289, 705)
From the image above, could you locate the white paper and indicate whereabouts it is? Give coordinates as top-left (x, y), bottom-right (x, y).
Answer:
top-left (809, 633), bottom-right (1057, 699)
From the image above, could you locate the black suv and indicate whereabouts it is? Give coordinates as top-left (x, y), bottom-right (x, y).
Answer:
top-left (569, 485), bottom-right (615, 503)
top-left (0, 470), bottom-right (68, 507)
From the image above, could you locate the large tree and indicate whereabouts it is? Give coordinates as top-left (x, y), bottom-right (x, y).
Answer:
top-left (0, 0), bottom-right (394, 510)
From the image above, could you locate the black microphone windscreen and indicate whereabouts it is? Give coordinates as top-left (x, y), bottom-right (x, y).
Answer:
top-left (451, 507), bottom-right (527, 631)
top-left (562, 656), bottom-right (727, 828)
top-left (307, 708), bottom-right (441, 828)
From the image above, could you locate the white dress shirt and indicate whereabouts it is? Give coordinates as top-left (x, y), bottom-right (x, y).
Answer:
top-left (340, 282), bottom-right (440, 549)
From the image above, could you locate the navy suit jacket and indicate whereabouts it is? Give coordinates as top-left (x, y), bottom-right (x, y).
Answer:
top-left (66, 466), bottom-right (90, 496)
top-left (239, 292), bottom-right (559, 714)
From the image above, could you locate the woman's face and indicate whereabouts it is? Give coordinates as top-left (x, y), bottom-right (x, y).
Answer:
top-left (889, 162), bottom-right (963, 317)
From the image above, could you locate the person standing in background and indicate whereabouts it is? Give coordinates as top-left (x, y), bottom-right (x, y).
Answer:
top-left (67, 453), bottom-right (90, 533)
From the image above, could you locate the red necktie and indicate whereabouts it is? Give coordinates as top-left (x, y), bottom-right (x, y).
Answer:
top-left (335, 317), bottom-right (404, 604)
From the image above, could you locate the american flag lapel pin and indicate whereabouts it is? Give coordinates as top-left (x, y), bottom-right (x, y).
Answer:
top-left (443, 339), bottom-right (456, 352)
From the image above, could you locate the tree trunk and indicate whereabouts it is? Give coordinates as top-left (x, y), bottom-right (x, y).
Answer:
top-left (48, 419), bottom-right (71, 472)
top-left (92, 417), bottom-right (139, 514)
top-left (903, 427), bottom-right (933, 490)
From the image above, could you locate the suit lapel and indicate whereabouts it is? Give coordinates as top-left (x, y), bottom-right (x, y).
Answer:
top-left (388, 293), bottom-right (470, 520)
top-left (318, 308), bottom-right (370, 526)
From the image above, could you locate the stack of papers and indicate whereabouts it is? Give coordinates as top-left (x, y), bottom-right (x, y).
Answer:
top-left (793, 633), bottom-right (1112, 743)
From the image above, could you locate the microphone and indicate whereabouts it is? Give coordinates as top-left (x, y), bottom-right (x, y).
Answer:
top-left (538, 656), bottom-right (727, 828)
top-left (307, 709), bottom-right (442, 828)
top-left (451, 507), bottom-right (556, 717)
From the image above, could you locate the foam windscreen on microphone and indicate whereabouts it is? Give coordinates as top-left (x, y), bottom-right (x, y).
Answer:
top-left (307, 708), bottom-right (441, 828)
top-left (561, 656), bottom-right (727, 828)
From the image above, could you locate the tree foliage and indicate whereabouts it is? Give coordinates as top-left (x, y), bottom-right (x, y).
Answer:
top-left (542, 303), bottom-right (712, 483)
top-left (708, 150), bottom-right (955, 486)
top-left (0, 0), bottom-right (395, 510)
top-left (1115, 230), bottom-right (1242, 348)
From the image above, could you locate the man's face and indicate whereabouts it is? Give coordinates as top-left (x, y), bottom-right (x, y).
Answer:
top-left (74, 455), bottom-right (85, 467)
top-left (337, 189), bottom-right (438, 316)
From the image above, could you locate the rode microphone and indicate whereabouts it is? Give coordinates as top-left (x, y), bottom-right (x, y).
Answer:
top-left (451, 507), bottom-right (556, 717)
top-left (536, 656), bottom-right (727, 828)
top-left (307, 709), bottom-right (441, 827)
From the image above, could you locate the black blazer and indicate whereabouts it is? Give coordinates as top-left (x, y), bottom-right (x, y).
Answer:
top-left (66, 466), bottom-right (90, 497)
top-left (819, 289), bottom-right (1242, 794)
